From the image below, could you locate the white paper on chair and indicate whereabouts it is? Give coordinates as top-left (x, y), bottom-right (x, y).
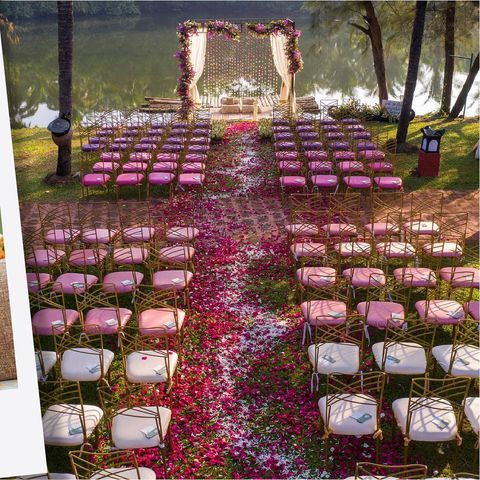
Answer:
top-left (121, 279), bottom-right (135, 286)
top-left (455, 357), bottom-right (470, 365)
top-left (171, 277), bottom-right (183, 284)
top-left (104, 318), bottom-right (118, 326)
top-left (69, 425), bottom-right (83, 436)
top-left (51, 319), bottom-right (64, 326)
top-left (327, 311), bottom-right (343, 318)
top-left (141, 425), bottom-right (159, 439)
top-left (391, 313), bottom-right (403, 322)
top-left (86, 364), bottom-right (101, 374)
top-left (153, 365), bottom-right (167, 375)
top-left (448, 310), bottom-right (463, 319)
top-left (386, 355), bottom-right (400, 364)
top-left (321, 354), bottom-right (336, 364)
top-left (28, 280), bottom-right (39, 286)
top-left (350, 412), bottom-right (372, 423)
top-left (431, 416), bottom-right (450, 430)
top-left (70, 282), bottom-right (85, 288)
top-left (165, 321), bottom-right (176, 329)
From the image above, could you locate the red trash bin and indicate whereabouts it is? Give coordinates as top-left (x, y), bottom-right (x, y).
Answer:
top-left (417, 151), bottom-right (440, 177)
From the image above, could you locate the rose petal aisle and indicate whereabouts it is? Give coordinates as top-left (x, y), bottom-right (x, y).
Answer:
top-left (117, 122), bottom-right (406, 479)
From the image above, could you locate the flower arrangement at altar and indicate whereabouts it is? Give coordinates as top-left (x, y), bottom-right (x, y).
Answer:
top-left (246, 19), bottom-right (303, 74)
top-left (176, 20), bottom-right (241, 117)
top-left (176, 19), bottom-right (303, 117)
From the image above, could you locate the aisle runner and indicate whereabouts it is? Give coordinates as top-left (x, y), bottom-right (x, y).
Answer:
top-left (134, 123), bottom-right (404, 478)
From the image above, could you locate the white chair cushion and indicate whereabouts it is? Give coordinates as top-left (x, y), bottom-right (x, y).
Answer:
top-left (126, 350), bottom-right (178, 384)
top-left (112, 405), bottom-right (171, 449)
top-left (318, 393), bottom-right (378, 435)
top-left (392, 397), bottom-right (457, 442)
top-left (61, 348), bottom-right (115, 381)
top-left (464, 396), bottom-right (480, 434)
top-left (90, 467), bottom-right (157, 479)
top-left (36, 351), bottom-right (57, 380)
top-left (432, 344), bottom-right (480, 378)
top-left (42, 404), bottom-right (103, 446)
top-left (372, 341), bottom-right (427, 375)
top-left (308, 343), bottom-right (359, 375)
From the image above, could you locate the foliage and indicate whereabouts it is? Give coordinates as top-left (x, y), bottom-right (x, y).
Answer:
top-left (210, 120), bottom-right (228, 141)
top-left (328, 98), bottom-right (387, 121)
top-left (258, 118), bottom-right (273, 139)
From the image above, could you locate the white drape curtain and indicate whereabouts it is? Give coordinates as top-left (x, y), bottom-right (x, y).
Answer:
top-left (189, 28), bottom-right (207, 105)
top-left (270, 33), bottom-right (295, 110)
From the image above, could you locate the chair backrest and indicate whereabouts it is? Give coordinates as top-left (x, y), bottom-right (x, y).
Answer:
top-left (69, 449), bottom-right (142, 479)
top-left (355, 462), bottom-right (428, 479)
top-left (434, 212), bottom-right (469, 242)
top-left (304, 274), bottom-right (349, 303)
top-left (447, 319), bottom-right (479, 374)
top-left (313, 314), bottom-right (365, 348)
top-left (365, 274), bottom-right (412, 311)
top-left (40, 380), bottom-right (85, 415)
top-left (75, 284), bottom-right (120, 318)
top-left (133, 286), bottom-right (179, 316)
top-left (406, 376), bottom-right (471, 435)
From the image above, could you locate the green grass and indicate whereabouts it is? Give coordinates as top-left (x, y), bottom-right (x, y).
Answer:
top-left (11, 116), bottom-right (479, 203)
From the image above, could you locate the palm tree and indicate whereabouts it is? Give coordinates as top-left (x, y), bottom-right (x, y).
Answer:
top-left (55, 1), bottom-right (73, 177)
top-left (447, 53), bottom-right (479, 120)
top-left (439, 1), bottom-right (455, 114)
top-left (396, 1), bottom-right (428, 146)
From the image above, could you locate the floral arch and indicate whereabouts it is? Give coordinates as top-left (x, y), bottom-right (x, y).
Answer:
top-left (175, 19), bottom-right (303, 117)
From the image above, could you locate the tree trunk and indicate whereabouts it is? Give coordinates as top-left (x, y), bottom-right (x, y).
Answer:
top-left (447, 53), bottom-right (479, 120)
top-left (56, 1), bottom-right (73, 177)
top-left (364, 1), bottom-right (388, 103)
top-left (396, 1), bottom-right (428, 145)
top-left (440, 1), bottom-right (455, 114)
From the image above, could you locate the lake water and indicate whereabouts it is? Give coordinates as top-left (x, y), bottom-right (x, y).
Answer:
top-left (2, 2), bottom-right (479, 127)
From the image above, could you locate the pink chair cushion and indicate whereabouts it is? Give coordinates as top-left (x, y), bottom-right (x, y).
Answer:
top-left (351, 132), bottom-right (372, 139)
top-left (166, 226), bottom-right (199, 242)
top-left (357, 301), bottom-right (405, 329)
top-left (297, 125), bottom-right (315, 132)
top-left (182, 162), bottom-right (206, 173)
top-left (358, 150), bottom-right (385, 160)
top-left (325, 132), bottom-right (345, 139)
top-left (156, 153), bottom-right (179, 162)
top-left (367, 162), bottom-right (393, 173)
top-left (140, 137), bottom-right (161, 144)
top-left (311, 175), bottom-right (338, 188)
top-left (92, 162), bottom-right (119, 173)
top-left (465, 301), bottom-right (480, 321)
top-left (280, 176), bottom-right (306, 187)
top-left (100, 152), bottom-right (121, 162)
top-left (278, 161), bottom-right (302, 172)
top-left (134, 143), bottom-right (156, 151)
top-left (308, 161), bottom-right (333, 173)
top-left (439, 267), bottom-right (479, 288)
top-left (302, 141), bottom-right (323, 150)
top-left (290, 242), bottom-right (326, 259)
top-left (296, 267), bottom-right (337, 287)
top-left (152, 270), bottom-right (194, 291)
top-left (84, 307), bottom-right (132, 334)
top-left (274, 141), bottom-right (296, 151)
top-left (32, 308), bottom-right (79, 335)
top-left (275, 151), bottom-right (298, 161)
top-left (149, 173), bottom-right (175, 185)
top-left (82, 143), bottom-right (104, 152)
top-left (356, 142), bottom-right (377, 150)
top-left (422, 242), bottom-right (463, 258)
top-left (26, 248), bottom-right (66, 267)
top-left (122, 162), bottom-right (148, 172)
top-left (138, 308), bottom-right (186, 336)
top-left (188, 144), bottom-right (209, 153)
top-left (115, 173), bottom-right (144, 186)
top-left (152, 162), bottom-right (178, 172)
top-left (274, 132), bottom-right (294, 141)
top-left (53, 273), bottom-right (98, 295)
top-left (44, 228), bottom-right (80, 244)
top-left (393, 267), bottom-right (437, 288)
top-left (364, 222), bottom-right (399, 236)
top-left (185, 154), bottom-right (207, 162)
top-left (165, 136), bottom-right (184, 144)
top-left (338, 161), bottom-right (364, 173)
top-left (110, 143), bottom-right (130, 151)
top-left (298, 131), bottom-right (319, 140)
top-left (158, 246), bottom-right (195, 263)
top-left (343, 176), bottom-right (372, 188)
top-left (342, 268), bottom-right (385, 288)
top-left (113, 247), bottom-right (148, 265)
top-left (415, 300), bottom-right (464, 324)
top-left (68, 249), bottom-right (108, 267)
top-left (403, 221), bottom-right (440, 236)
top-left (305, 151), bottom-right (328, 161)
top-left (321, 223), bottom-right (357, 236)
top-left (26, 273), bottom-right (52, 293)
top-left (102, 271), bottom-right (144, 294)
top-left (376, 242), bottom-right (416, 258)
top-left (81, 228), bottom-right (117, 244)
top-left (162, 144), bottom-right (183, 152)
top-left (301, 300), bottom-right (347, 326)
top-left (345, 124), bottom-right (364, 131)
top-left (374, 177), bottom-right (403, 189)
top-left (335, 241), bottom-right (371, 257)
top-left (122, 226), bottom-right (155, 243)
top-left (129, 152), bottom-right (152, 162)
top-left (321, 124), bottom-right (340, 132)
top-left (178, 173), bottom-right (205, 186)
top-left (334, 151), bottom-right (356, 160)
top-left (190, 137), bottom-right (210, 145)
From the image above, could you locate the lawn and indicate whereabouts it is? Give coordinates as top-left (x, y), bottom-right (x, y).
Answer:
top-left (10, 116), bottom-right (479, 203)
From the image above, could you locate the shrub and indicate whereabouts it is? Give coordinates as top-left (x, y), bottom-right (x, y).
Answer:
top-left (211, 120), bottom-right (227, 141)
top-left (328, 98), bottom-right (386, 121)
top-left (258, 118), bottom-right (272, 139)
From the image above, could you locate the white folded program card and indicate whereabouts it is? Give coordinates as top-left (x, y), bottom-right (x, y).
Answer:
top-left (86, 364), bottom-right (101, 374)
top-left (104, 318), bottom-right (118, 326)
top-left (165, 321), bottom-right (176, 329)
top-left (327, 311), bottom-right (344, 318)
top-left (295, 178), bottom-right (303, 183)
top-left (386, 354), bottom-right (400, 364)
top-left (69, 425), bottom-right (83, 436)
top-left (351, 412), bottom-right (372, 423)
top-left (455, 357), bottom-right (470, 365)
top-left (431, 416), bottom-right (450, 430)
top-left (449, 310), bottom-right (463, 319)
top-left (28, 280), bottom-right (39, 286)
top-left (321, 354), bottom-right (336, 364)
top-left (70, 282), bottom-right (84, 288)
top-left (171, 277), bottom-right (183, 284)
top-left (141, 425), bottom-right (159, 439)
top-left (51, 319), bottom-right (64, 326)
top-left (391, 312), bottom-right (403, 322)
top-left (372, 275), bottom-right (384, 283)
top-left (121, 279), bottom-right (135, 286)
top-left (153, 365), bottom-right (167, 375)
